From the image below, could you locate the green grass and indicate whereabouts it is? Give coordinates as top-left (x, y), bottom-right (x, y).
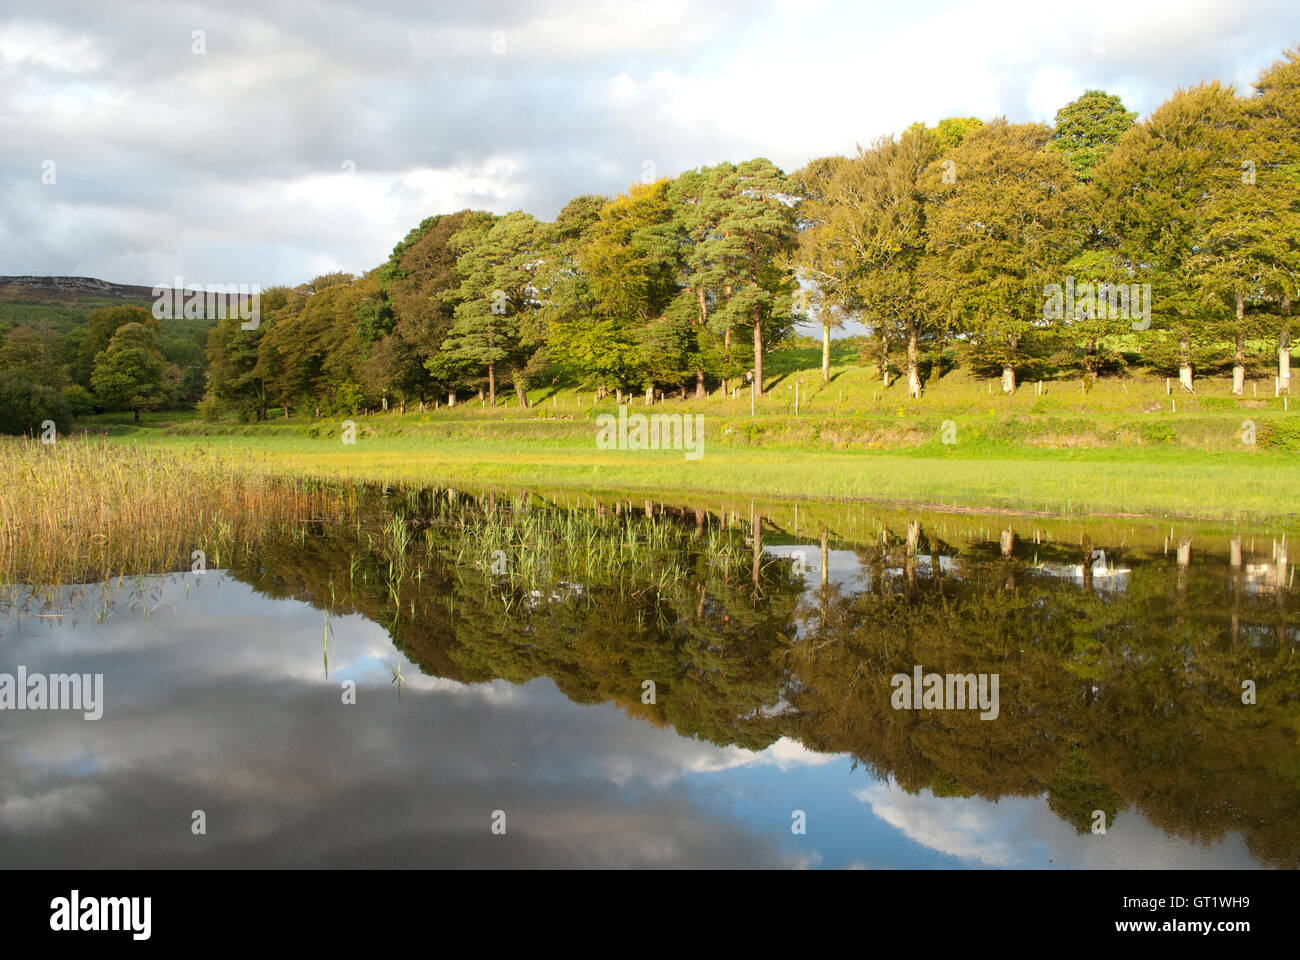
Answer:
top-left (72, 356), bottom-right (1300, 524)
top-left (113, 430), bottom-right (1298, 525)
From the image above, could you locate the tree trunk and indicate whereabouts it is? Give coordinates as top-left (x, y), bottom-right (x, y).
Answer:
top-left (1281, 329), bottom-right (1292, 392)
top-left (1178, 337), bottom-right (1193, 392)
top-left (696, 286), bottom-right (708, 395)
top-left (1280, 298), bottom-right (1292, 392)
top-left (1001, 333), bottom-right (1018, 393)
top-left (645, 383), bottom-right (654, 405)
top-left (488, 364), bottom-right (496, 407)
top-left (133, 408), bottom-right (140, 423)
top-left (752, 306), bottom-right (763, 399)
top-left (1232, 292), bottom-right (1246, 395)
top-left (821, 322), bottom-right (831, 383)
top-left (514, 378), bottom-right (529, 409)
top-left (906, 319), bottom-right (921, 398)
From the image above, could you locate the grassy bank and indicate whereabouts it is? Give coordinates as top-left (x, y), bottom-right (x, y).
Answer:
top-left (62, 366), bottom-right (1300, 524)
top-left (86, 430), bottom-right (1292, 525)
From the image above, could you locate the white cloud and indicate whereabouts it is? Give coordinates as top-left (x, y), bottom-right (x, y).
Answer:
top-left (2, 0), bottom-right (1296, 284)
top-left (854, 778), bottom-right (1260, 868)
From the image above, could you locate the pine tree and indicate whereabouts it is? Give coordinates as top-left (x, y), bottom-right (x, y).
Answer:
top-left (694, 160), bottom-right (799, 398)
top-left (442, 211), bottom-right (547, 407)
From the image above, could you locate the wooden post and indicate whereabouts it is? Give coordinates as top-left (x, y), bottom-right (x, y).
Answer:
top-left (795, 380), bottom-right (799, 415)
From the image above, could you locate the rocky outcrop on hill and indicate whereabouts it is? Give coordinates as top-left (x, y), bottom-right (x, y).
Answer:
top-left (0, 276), bottom-right (156, 301)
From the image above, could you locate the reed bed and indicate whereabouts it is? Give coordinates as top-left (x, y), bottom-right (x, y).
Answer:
top-left (437, 494), bottom-right (747, 600)
top-left (0, 436), bottom-right (347, 596)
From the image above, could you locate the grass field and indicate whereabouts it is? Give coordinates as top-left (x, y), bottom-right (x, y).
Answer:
top-left (64, 349), bottom-right (1300, 525)
top-left (104, 432), bottom-right (1291, 523)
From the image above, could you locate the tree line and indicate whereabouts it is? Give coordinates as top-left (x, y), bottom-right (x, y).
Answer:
top-left (0, 304), bottom-right (206, 433)
top-left (2, 47), bottom-right (1296, 432)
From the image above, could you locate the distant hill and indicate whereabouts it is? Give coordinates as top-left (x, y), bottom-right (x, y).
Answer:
top-left (0, 276), bottom-right (157, 303)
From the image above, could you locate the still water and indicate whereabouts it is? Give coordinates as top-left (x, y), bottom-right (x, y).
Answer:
top-left (2, 488), bottom-right (1296, 868)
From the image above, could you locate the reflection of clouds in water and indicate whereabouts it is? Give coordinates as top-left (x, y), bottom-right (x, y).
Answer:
top-left (853, 779), bottom-right (1259, 869)
top-left (0, 575), bottom-right (811, 867)
top-left (0, 573), bottom-right (1275, 869)
top-left (679, 737), bottom-right (841, 778)
top-left (764, 544), bottom-right (961, 600)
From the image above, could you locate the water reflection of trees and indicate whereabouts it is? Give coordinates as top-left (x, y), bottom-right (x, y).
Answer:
top-left (227, 488), bottom-right (1299, 868)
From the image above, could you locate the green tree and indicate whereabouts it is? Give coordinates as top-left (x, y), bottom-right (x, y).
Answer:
top-left (927, 121), bottom-right (1078, 392)
top-left (1095, 83), bottom-right (1242, 392)
top-left (205, 315), bottom-right (267, 420)
top-left (0, 372), bottom-right (70, 435)
top-left (533, 194), bottom-right (618, 394)
top-left (443, 211), bottom-right (549, 407)
top-left (72, 305), bottom-right (156, 387)
top-left (579, 180), bottom-right (682, 399)
top-left (90, 322), bottom-right (167, 421)
top-left (932, 116), bottom-right (984, 151)
top-left (1188, 90), bottom-right (1285, 395)
top-left (1050, 90), bottom-right (1137, 181)
top-left (377, 210), bottom-right (474, 404)
top-left (696, 159), bottom-right (800, 398)
top-left (800, 129), bottom-right (946, 398)
top-left (792, 155), bottom-right (851, 384)
top-left (0, 325), bottom-right (63, 388)
top-left (1245, 46), bottom-right (1300, 391)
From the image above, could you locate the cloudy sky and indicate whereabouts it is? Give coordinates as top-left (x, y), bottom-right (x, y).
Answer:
top-left (3, 0), bottom-right (1298, 288)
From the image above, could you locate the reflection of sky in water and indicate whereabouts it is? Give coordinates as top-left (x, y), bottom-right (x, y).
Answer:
top-left (0, 574), bottom-right (1261, 868)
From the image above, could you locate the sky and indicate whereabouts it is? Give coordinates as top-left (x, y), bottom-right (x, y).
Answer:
top-left (2, 0), bottom-right (1298, 288)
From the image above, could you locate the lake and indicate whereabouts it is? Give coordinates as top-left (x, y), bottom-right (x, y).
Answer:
top-left (1, 487), bottom-right (1295, 868)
